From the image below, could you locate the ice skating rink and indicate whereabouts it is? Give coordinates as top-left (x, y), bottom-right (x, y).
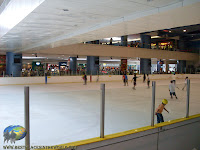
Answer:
top-left (1, 78), bottom-right (200, 146)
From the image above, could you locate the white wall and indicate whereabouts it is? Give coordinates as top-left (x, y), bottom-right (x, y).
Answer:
top-left (0, 74), bottom-right (200, 85)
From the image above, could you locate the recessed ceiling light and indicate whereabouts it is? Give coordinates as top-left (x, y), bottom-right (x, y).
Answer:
top-left (183, 29), bottom-right (186, 32)
top-left (63, 9), bottom-right (69, 11)
top-left (169, 30), bottom-right (171, 33)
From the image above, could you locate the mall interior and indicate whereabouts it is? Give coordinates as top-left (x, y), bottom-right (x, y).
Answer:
top-left (0, 0), bottom-right (200, 150)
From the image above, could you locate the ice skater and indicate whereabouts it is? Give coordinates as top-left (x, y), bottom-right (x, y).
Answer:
top-left (169, 80), bottom-right (178, 99)
top-left (131, 74), bottom-right (140, 90)
top-left (122, 74), bottom-right (128, 86)
top-left (182, 77), bottom-right (189, 90)
top-left (82, 73), bottom-right (87, 85)
top-left (147, 74), bottom-right (150, 88)
top-left (125, 74), bottom-right (128, 86)
top-left (143, 73), bottom-right (146, 83)
top-left (155, 99), bottom-right (169, 123)
top-left (170, 73), bottom-right (178, 85)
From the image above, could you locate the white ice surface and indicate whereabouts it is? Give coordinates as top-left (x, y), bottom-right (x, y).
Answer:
top-left (0, 79), bottom-right (200, 147)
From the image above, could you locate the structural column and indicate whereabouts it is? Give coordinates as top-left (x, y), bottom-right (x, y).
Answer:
top-left (121, 35), bottom-right (128, 46)
top-left (164, 60), bottom-right (169, 73)
top-left (69, 57), bottom-right (77, 74)
top-left (140, 34), bottom-right (151, 74)
top-left (177, 60), bottom-right (186, 73)
top-left (6, 52), bottom-right (22, 77)
top-left (87, 56), bottom-right (99, 75)
top-left (140, 34), bottom-right (151, 49)
top-left (140, 58), bottom-right (151, 74)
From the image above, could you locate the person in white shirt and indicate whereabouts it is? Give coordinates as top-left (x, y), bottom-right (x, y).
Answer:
top-left (169, 80), bottom-right (178, 99)
top-left (171, 73), bottom-right (177, 84)
top-left (182, 77), bottom-right (188, 90)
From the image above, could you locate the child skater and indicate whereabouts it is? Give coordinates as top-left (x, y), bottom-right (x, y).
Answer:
top-left (169, 80), bottom-right (178, 99)
top-left (131, 74), bottom-right (140, 90)
top-left (182, 77), bottom-right (188, 90)
top-left (155, 99), bottom-right (169, 123)
top-left (147, 74), bottom-right (150, 88)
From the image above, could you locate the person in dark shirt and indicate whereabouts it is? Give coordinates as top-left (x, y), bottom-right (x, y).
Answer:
top-left (143, 73), bottom-right (146, 82)
top-left (82, 73), bottom-right (87, 85)
top-left (131, 74), bottom-right (141, 90)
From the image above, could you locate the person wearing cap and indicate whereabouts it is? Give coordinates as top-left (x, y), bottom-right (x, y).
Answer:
top-left (155, 99), bottom-right (169, 123)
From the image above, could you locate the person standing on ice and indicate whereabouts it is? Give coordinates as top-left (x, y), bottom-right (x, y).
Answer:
top-left (155, 99), bottom-right (169, 123)
top-left (122, 74), bottom-right (126, 86)
top-left (169, 80), bottom-right (178, 99)
top-left (131, 74), bottom-right (140, 90)
top-left (171, 73), bottom-right (178, 85)
top-left (143, 73), bottom-right (146, 82)
top-left (147, 74), bottom-right (150, 88)
top-left (125, 74), bottom-right (128, 86)
top-left (182, 76), bottom-right (188, 90)
top-left (82, 73), bottom-right (87, 85)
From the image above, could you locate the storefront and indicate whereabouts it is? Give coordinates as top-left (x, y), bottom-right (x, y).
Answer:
top-left (32, 62), bottom-right (44, 76)
top-left (0, 55), bottom-right (6, 76)
top-left (47, 63), bottom-right (59, 76)
top-left (158, 41), bottom-right (173, 50)
top-left (169, 64), bottom-right (177, 73)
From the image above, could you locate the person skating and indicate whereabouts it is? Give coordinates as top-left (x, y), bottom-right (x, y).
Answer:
top-left (169, 80), bottom-right (178, 99)
top-left (147, 74), bottom-right (150, 88)
top-left (122, 74), bottom-right (126, 86)
top-left (155, 99), bottom-right (169, 123)
top-left (131, 74), bottom-right (140, 90)
top-left (125, 74), bottom-right (128, 86)
top-left (182, 77), bottom-right (188, 90)
top-left (82, 73), bottom-right (87, 85)
top-left (143, 73), bottom-right (146, 83)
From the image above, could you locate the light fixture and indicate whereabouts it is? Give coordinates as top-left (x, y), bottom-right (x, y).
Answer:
top-left (183, 29), bottom-right (186, 32)
top-left (169, 30), bottom-right (171, 33)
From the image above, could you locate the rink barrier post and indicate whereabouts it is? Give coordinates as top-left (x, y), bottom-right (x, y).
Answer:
top-left (24, 86), bottom-right (30, 150)
top-left (151, 81), bottom-right (156, 126)
top-left (100, 83), bottom-right (105, 138)
top-left (186, 79), bottom-right (190, 118)
top-left (45, 74), bottom-right (47, 84)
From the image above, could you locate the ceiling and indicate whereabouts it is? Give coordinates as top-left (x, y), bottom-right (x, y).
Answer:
top-left (0, 0), bottom-right (200, 53)
top-left (0, 0), bottom-right (4, 6)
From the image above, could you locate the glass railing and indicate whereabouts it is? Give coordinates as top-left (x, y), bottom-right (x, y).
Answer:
top-left (1, 79), bottom-right (199, 147)
top-left (1, 69), bottom-right (200, 77)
